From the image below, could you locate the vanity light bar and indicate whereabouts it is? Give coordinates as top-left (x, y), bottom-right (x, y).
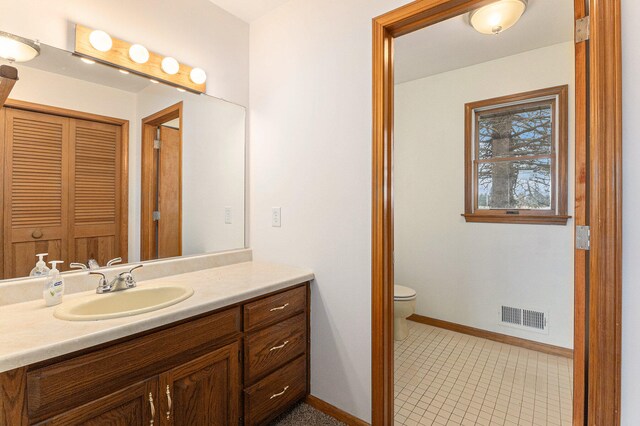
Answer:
top-left (74, 24), bottom-right (206, 94)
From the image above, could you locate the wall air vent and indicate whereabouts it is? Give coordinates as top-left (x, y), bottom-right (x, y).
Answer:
top-left (500, 305), bottom-right (548, 334)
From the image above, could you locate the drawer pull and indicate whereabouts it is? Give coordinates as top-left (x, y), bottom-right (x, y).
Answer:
top-left (270, 340), bottom-right (290, 351)
top-left (270, 385), bottom-right (290, 399)
top-left (32, 229), bottom-right (43, 239)
top-left (270, 303), bottom-right (289, 312)
top-left (166, 385), bottom-right (172, 420)
top-left (148, 393), bottom-right (155, 425)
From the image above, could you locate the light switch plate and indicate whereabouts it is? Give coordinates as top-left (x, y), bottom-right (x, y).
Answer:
top-left (272, 207), bottom-right (281, 227)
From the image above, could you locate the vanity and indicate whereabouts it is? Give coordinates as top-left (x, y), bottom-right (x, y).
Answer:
top-left (0, 258), bottom-right (314, 425)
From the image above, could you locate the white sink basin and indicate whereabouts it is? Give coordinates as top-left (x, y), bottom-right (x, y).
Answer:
top-left (54, 284), bottom-right (194, 321)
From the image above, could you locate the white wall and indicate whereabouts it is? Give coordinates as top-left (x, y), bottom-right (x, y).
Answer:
top-left (0, 0), bottom-right (249, 106)
top-left (250, 0), bottom-right (408, 421)
top-left (621, 0), bottom-right (640, 424)
top-left (394, 42), bottom-right (575, 348)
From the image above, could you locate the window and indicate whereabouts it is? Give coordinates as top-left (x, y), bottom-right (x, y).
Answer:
top-left (463, 86), bottom-right (569, 225)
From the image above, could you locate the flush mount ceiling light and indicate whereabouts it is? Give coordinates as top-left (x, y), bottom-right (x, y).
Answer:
top-left (469, 0), bottom-right (527, 35)
top-left (161, 57), bottom-right (180, 75)
top-left (88, 30), bottom-right (112, 52)
top-left (129, 44), bottom-right (149, 64)
top-left (190, 67), bottom-right (207, 84)
top-left (0, 31), bottom-right (40, 62)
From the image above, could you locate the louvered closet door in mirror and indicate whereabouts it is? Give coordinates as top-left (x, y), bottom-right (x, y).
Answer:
top-left (3, 109), bottom-right (69, 278)
top-left (68, 119), bottom-right (124, 268)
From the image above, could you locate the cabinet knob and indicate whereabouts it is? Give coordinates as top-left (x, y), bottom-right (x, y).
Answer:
top-left (31, 229), bottom-right (43, 239)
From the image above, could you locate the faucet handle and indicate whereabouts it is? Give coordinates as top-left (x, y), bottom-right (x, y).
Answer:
top-left (70, 262), bottom-right (88, 271)
top-left (121, 265), bottom-right (143, 288)
top-left (106, 257), bottom-right (122, 267)
top-left (128, 264), bottom-right (143, 274)
top-left (89, 271), bottom-right (109, 293)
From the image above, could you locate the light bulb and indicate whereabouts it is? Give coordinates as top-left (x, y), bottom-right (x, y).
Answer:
top-left (129, 44), bottom-right (149, 64)
top-left (469, 0), bottom-right (527, 35)
top-left (176, 88), bottom-right (186, 92)
top-left (149, 79), bottom-right (159, 84)
top-left (190, 67), bottom-right (207, 85)
top-left (161, 57), bottom-right (180, 75)
top-left (80, 57), bottom-right (96, 64)
top-left (119, 69), bottom-right (130, 74)
top-left (89, 30), bottom-right (112, 52)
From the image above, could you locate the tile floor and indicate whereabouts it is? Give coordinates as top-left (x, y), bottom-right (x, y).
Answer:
top-left (394, 321), bottom-right (573, 426)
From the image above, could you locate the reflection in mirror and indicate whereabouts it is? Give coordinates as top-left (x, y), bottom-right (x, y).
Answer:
top-left (0, 41), bottom-right (245, 280)
top-left (392, 1), bottom-right (575, 425)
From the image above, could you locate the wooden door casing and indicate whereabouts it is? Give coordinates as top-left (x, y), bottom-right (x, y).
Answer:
top-left (371, 0), bottom-right (622, 424)
top-left (160, 341), bottom-right (240, 426)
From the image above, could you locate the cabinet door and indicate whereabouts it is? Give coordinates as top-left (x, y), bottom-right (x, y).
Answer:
top-left (3, 109), bottom-right (69, 279)
top-left (160, 341), bottom-right (240, 426)
top-left (34, 378), bottom-right (157, 426)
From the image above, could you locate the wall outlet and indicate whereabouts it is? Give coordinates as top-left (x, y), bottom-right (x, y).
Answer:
top-left (224, 207), bottom-right (232, 224)
top-left (272, 207), bottom-right (281, 227)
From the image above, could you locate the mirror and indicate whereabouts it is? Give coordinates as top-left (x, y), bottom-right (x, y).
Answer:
top-left (0, 41), bottom-right (245, 280)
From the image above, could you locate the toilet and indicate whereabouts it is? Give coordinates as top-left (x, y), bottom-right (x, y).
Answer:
top-left (394, 285), bottom-right (417, 341)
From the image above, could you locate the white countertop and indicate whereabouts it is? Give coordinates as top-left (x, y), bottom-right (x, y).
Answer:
top-left (0, 261), bottom-right (314, 373)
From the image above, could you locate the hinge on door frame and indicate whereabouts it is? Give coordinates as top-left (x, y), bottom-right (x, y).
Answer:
top-left (152, 211), bottom-right (161, 221)
top-left (154, 127), bottom-right (161, 149)
top-left (576, 225), bottom-right (590, 250)
top-left (575, 16), bottom-right (590, 43)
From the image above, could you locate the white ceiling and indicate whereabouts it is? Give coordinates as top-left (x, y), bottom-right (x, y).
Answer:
top-left (207, 0), bottom-right (291, 22)
top-left (394, 0), bottom-right (574, 84)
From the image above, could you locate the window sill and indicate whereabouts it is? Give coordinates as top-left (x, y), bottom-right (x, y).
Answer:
top-left (461, 213), bottom-right (571, 225)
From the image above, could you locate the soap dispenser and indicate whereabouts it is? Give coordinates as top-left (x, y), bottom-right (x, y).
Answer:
top-left (43, 261), bottom-right (65, 307)
top-left (30, 253), bottom-right (50, 277)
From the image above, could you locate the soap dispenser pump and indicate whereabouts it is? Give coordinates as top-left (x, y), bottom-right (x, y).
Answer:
top-left (30, 253), bottom-right (50, 277)
top-left (43, 261), bottom-right (65, 307)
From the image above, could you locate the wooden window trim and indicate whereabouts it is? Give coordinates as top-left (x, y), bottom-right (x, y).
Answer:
top-left (463, 86), bottom-right (570, 225)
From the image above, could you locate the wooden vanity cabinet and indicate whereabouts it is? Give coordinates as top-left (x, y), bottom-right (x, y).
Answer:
top-left (0, 283), bottom-right (310, 426)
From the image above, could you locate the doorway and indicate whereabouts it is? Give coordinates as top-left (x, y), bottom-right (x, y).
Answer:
top-left (141, 102), bottom-right (183, 261)
top-left (371, 1), bottom-right (622, 425)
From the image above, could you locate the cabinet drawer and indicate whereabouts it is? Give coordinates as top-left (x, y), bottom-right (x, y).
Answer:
top-left (27, 307), bottom-right (241, 422)
top-left (246, 313), bottom-right (306, 383)
top-left (244, 355), bottom-right (307, 426)
top-left (244, 285), bottom-right (306, 331)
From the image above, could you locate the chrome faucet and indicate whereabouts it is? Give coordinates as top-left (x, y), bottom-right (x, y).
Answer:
top-left (90, 265), bottom-right (143, 294)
